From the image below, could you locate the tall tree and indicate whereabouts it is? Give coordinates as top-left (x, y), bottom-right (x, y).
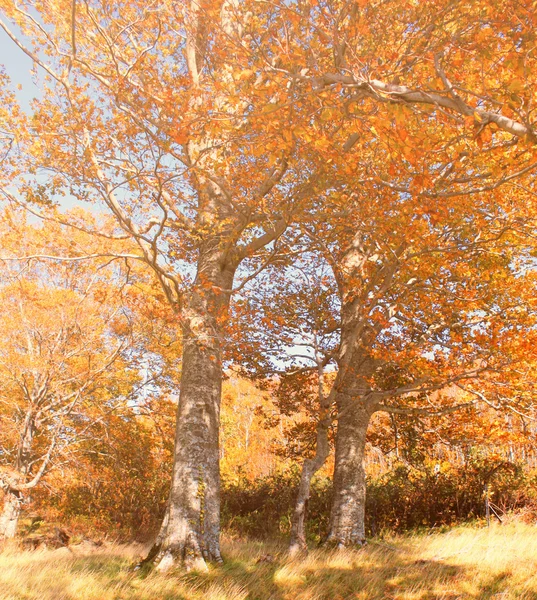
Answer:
top-left (0, 0), bottom-right (312, 569)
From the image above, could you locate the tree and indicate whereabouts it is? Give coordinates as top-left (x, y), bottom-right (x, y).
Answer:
top-left (0, 210), bottom-right (181, 534)
top-left (0, 212), bottom-right (149, 540)
top-left (0, 0), bottom-right (319, 569)
top-left (229, 254), bottom-right (339, 554)
top-left (231, 0), bottom-right (537, 550)
top-left (2, 0), bottom-right (537, 567)
top-left (238, 174), bottom-right (537, 550)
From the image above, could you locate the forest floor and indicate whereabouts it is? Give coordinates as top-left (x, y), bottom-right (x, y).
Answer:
top-left (1, 521), bottom-right (537, 600)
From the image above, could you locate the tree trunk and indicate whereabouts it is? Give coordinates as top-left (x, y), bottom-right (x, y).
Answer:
top-left (326, 400), bottom-right (372, 548)
top-left (0, 490), bottom-right (23, 541)
top-left (0, 410), bottom-right (34, 542)
top-left (288, 414), bottom-right (330, 556)
top-left (147, 246), bottom-right (235, 572)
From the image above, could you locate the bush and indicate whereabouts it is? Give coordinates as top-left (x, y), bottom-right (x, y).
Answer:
top-left (221, 456), bottom-right (537, 542)
top-left (366, 455), bottom-right (537, 534)
top-left (221, 468), bottom-right (331, 543)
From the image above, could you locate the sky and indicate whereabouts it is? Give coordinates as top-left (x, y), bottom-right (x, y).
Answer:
top-left (0, 24), bottom-right (42, 112)
top-left (0, 26), bottom-right (107, 218)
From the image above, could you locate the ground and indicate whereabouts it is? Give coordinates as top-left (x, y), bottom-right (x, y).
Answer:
top-left (1, 522), bottom-right (537, 599)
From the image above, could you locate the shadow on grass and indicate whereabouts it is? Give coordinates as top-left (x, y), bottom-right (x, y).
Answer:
top-left (2, 543), bottom-right (498, 600)
top-left (178, 555), bottom-right (286, 600)
top-left (68, 552), bottom-right (130, 575)
top-left (476, 570), bottom-right (514, 599)
top-left (281, 559), bottom-right (464, 600)
top-left (173, 544), bottom-right (468, 600)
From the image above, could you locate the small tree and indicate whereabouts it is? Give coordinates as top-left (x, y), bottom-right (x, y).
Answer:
top-left (0, 212), bottom-right (162, 540)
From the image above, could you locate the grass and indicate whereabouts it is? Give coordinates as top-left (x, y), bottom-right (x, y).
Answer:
top-left (1, 521), bottom-right (537, 599)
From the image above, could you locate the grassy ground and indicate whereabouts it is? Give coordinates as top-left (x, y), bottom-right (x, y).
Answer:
top-left (1, 522), bottom-right (537, 599)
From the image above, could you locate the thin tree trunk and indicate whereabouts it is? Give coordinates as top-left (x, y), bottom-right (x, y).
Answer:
top-left (288, 413), bottom-right (330, 556)
top-left (146, 246), bottom-right (235, 572)
top-left (289, 343), bottom-right (332, 557)
top-left (0, 490), bottom-right (23, 541)
top-left (326, 400), bottom-right (371, 548)
top-left (0, 410), bottom-right (35, 542)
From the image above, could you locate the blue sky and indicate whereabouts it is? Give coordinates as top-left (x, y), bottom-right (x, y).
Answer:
top-left (0, 25), bottom-right (41, 112)
top-left (0, 27), bottom-right (105, 216)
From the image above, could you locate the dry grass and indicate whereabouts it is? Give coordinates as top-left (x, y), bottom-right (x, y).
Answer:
top-left (1, 522), bottom-right (537, 599)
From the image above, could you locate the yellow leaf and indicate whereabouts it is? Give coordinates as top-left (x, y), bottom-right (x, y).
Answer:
top-left (237, 68), bottom-right (255, 81)
top-left (508, 79), bottom-right (524, 94)
top-left (261, 103), bottom-right (282, 114)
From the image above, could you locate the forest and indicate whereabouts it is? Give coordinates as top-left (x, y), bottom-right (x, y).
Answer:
top-left (0, 0), bottom-right (537, 598)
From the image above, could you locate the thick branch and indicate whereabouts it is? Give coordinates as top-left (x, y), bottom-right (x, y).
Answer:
top-left (311, 73), bottom-right (535, 141)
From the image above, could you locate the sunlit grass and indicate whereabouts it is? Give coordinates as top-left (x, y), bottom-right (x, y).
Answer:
top-left (1, 521), bottom-right (537, 599)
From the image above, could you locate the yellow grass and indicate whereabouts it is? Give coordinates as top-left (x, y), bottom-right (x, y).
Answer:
top-left (1, 522), bottom-right (537, 599)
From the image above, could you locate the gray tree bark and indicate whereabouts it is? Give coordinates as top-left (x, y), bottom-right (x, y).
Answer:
top-left (288, 412), bottom-right (330, 556)
top-left (326, 398), bottom-right (372, 548)
top-left (288, 343), bottom-right (332, 557)
top-left (0, 411), bottom-right (35, 542)
top-left (147, 242), bottom-right (236, 571)
top-left (0, 490), bottom-right (23, 541)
